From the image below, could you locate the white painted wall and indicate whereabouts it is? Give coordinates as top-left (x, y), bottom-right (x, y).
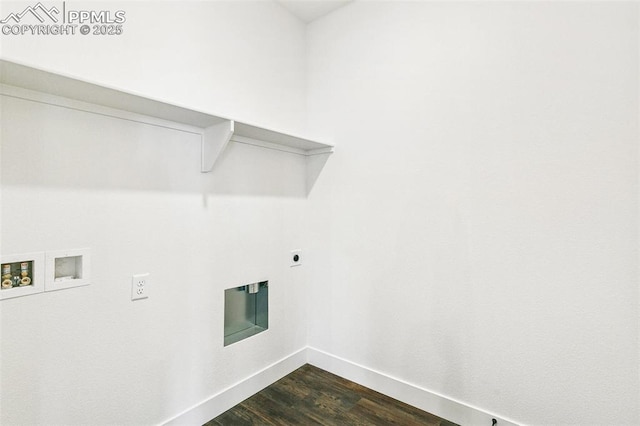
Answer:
top-left (0, 1), bottom-right (310, 425)
top-left (306, 2), bottom-right (639, 425)
top-left (0, 0), bottom-right (307, 133)
top-left (2, 1), bottom-right (640, 425)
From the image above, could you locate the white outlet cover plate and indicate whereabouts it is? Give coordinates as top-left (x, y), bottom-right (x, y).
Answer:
top-left (290, 249), bottom-right (302, 267)
top-left (131, 273), bottom-right (149, 301)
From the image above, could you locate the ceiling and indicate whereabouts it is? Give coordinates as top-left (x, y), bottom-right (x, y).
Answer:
top-left (276, 0), bottom-right (353, 23)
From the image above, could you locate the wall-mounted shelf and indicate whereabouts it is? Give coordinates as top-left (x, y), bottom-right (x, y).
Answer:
top-left (0, 59), bottom-right (333, 173)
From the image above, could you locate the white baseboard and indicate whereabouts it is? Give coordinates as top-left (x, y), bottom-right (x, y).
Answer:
top-left (162, 347), bottom-right (308, 426)
top-left (306, 346), bottom-right (521, 426)
top-left (163, 346), bottom-right (520, 426)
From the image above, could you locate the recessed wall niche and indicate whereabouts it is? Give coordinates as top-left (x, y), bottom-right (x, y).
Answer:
top-left (0, 252), bottom-right (45, 300)
top-left (224, 281), bottom-right (268, 346)
top-left (45, 248), bottom-right (91, 292)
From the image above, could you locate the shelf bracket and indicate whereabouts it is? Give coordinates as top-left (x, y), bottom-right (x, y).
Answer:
top-left (202, 120), bottom-right (234, 173)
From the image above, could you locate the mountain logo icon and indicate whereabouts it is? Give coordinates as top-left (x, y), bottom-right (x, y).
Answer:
top-left (0, 2), bottom-right (60, 24)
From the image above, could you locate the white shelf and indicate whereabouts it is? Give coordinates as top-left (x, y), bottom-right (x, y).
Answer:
top-left (0, 59), bottom-right (333, 172)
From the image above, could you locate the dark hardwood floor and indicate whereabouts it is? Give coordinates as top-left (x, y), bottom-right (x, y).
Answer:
top-left (205, 364), bottom-right (458, 426)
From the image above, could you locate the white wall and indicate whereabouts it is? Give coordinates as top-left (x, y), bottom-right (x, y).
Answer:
top-left (2, 1), bottom-right (640, 425)
top-left (0, 1), bottom-right (310, 425)
top-left (0, 0), bottom-right (307, 133)
top-left (306, 2), bottom-right (639, 425)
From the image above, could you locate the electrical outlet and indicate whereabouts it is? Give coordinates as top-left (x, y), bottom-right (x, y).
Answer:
top-left (131, 273), bottom-right (149, 301)
top-left (290, 249), bottom-right (302, 267)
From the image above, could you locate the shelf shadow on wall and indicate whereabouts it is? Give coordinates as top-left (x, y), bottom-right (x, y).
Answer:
top-left (2, 95), bottom-right (328, 199)
top-left (203, 140), bottom-right (330, 198)
top-left (306, 152), bottom-right (331, 195)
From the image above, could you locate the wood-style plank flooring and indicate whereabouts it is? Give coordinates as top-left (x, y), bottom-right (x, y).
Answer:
top-left (205, 364), bottom-right (458, 426)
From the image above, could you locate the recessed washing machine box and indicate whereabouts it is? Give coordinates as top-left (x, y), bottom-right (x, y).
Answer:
top-left (0, 252), bottom-right (45, 300)
top-left (224, 281), bottom-right (268, 346)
